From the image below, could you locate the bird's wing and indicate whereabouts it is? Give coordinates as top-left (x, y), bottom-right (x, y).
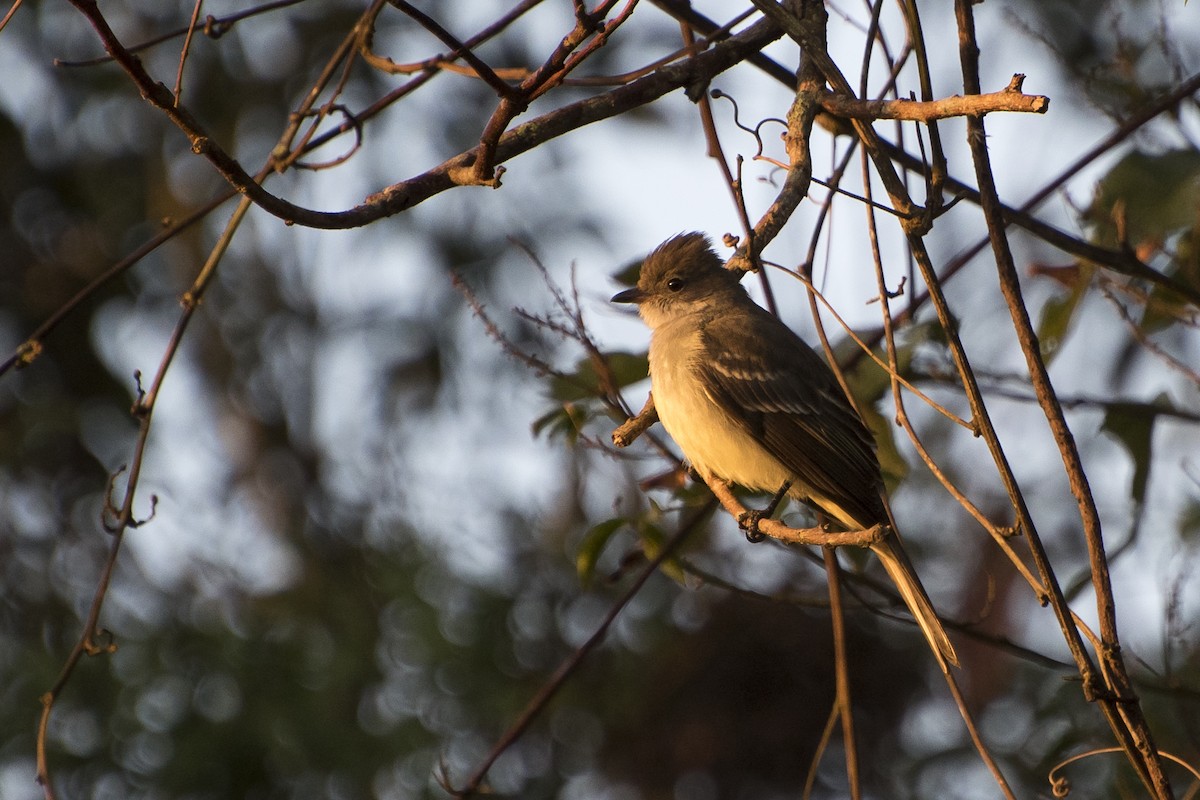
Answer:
top-left (694, 305), bottom-right (886, 528)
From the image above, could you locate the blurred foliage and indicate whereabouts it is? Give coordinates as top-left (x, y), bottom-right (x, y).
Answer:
top-left (1, 1), bottom-right (1199, 800)
top-left (1007, 0), bottom-right (1188, 118)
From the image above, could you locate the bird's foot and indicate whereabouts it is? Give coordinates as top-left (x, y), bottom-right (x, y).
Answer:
top-left (738, 509), bottom-right (767, 543)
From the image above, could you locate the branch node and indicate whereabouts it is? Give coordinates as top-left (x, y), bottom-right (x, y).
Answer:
top-left (16, 339), bottom-right (43, 369)
top-left (612, 395), bottom-right (658, 448)
top-left (131, 370), bottom-right (149, 416)
top-left (449, 164), bottom-right (505, 187)
top-left (83, 628), bottom-right (118, 656)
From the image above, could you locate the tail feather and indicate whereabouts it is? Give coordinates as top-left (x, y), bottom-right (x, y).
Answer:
top-left (870, 538), bottom-right (959, 671)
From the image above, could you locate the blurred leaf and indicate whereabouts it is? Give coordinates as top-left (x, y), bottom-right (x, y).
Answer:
top-left (1100, 395), bottom-right (1174, 504)
top-left (577, 518), bottom-right (628, 586)
top-left (840, 334), bottom-right (915, 490)
top-left (636, 517), bottom-right (688, 586)
top-left (861, 404), bottom-right (909, 491)
top-left (549, 352), bottom-right (648, 402)
top-left (1085, 149), bottom-right (1200, 251)
top-left (1036, 277), bottom-right (1089, 364)
top-left (1139, 281), bottom-right (1193, 334)
top-left (531, 401), bottom-right (590, 441)
top-left (612, 256), bottom-right (645, 288)
top-left (1178, 498), bottom-right (1200, 541)
top-left (838, 338), bottom-right (892, 406)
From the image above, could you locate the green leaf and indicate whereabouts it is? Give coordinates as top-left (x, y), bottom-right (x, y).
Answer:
top-left (860, 404), bottom-right (909, 491)
top-left (635, 517), bottom-right (688, 586)
top-left (1085, 149), bottom-right (1200, 248)
top-left (531, 402), bottom-right (590, 441)
top-left (549, 352), bottom-right (648, 402)
top-left (1036, 280), bottom-right (1088, 364)
top-left (1100, 395), bottom-right (1172, 504)
top-left (576, 518), bottom-right (628, 586)
top-left (1141, 285), bottom-right (1189, 334)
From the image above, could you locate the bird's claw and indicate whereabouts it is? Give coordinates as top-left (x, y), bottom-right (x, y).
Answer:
top-left (738, 509), bottom-right (767, 543)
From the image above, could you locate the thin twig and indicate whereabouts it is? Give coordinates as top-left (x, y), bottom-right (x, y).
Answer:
top-left (387, 0), bottom-right (521, 101)
top-left (0, 0), bottom-right (24, 33)
top-left (954, 0), bottom-right (1171, 793)
top-left (444, 499), bottom-right (717, 798)
top-left (36, 193), bottom-right (260, 798)
top-left (823, 550), bottom-right (861, 800)
top-left (1101, 284), bottom-right (1200, 387)
top-left (54, 0), bottom-right (308, 67)
top-left (173, 0), bottom-right (204, 104)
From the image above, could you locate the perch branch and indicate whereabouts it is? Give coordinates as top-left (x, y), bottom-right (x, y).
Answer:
top-left (705, 478), bottom-right (886, 548)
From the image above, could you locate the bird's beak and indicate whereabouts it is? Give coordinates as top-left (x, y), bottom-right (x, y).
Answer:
top-left (611, 287), bottom-right (644, 304)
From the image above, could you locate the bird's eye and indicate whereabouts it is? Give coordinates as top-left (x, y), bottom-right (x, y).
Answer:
top-left (666, 277), bottom-right (684, 292)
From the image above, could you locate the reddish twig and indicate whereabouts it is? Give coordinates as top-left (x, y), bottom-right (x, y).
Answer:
top-left (173, 0), bottom-right (204, 103)
top-left (387, 0), bottom-right (522, 102)
top-left (0, 0), bottom-right (25, 33)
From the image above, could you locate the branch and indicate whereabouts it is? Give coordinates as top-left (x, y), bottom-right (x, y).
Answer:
top-left (667, 0), bottom-right (1200, 311)
top-left (953, 0), bottom-right (1172, 795)
top-left (387, 0), bottom-right (522, 102)
top-left (611, 404), bottom-right (882, 547)
top-left (819, 74), bottom-right (1049, 121)
top-left (611, 394), bottom-right (658, 447)
top-left (445, 498), bottom-right (717, 798)
top-left (69, 0), bottom-right (781, 229)
top-left (705, 477), bottom-right (886, 548)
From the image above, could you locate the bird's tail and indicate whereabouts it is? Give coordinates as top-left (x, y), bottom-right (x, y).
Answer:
top-left (870, 538), bottom-right (959, 672)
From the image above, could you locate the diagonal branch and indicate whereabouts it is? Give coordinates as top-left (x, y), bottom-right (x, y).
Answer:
top-left (388, 0), bottom-right (522, 101)
top-left (68, 0), bottom-right (781, 229)
top-left (445, 498), bottom-right (717, 798)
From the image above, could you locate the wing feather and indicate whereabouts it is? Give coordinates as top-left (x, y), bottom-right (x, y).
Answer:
top-left (694, 304), bottom-right (887, 527)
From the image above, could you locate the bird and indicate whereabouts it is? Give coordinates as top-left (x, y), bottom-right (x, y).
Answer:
top-left (612, 232), bottom-right (958, 669)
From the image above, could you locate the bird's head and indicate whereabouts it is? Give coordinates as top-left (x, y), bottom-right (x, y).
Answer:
top-left (611, 232), bottom-right (743, 328)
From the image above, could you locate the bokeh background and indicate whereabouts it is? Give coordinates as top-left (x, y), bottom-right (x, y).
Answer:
top-left (2, 1), bottom-right (1199, 798)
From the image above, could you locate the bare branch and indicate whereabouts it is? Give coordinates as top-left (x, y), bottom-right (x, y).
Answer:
top-left (818, 77), bottom-right (1049, 121)
top-left (65, 0), bottom-right (781, 229)
top-left (446, 499), bottom-right (716, 798)
top-left (953, 0), bottom-right (1172, 794)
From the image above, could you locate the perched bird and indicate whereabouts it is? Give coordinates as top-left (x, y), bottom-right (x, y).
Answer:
top-left (612, 232), bottom-right (958, 669)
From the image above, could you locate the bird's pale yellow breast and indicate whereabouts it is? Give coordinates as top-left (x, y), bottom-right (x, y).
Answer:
top-left (648, 316), bottom-right (793, 493)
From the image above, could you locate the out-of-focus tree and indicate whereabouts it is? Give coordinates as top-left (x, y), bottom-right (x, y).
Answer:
top-left (1, 1), bottom-right (1198, 799)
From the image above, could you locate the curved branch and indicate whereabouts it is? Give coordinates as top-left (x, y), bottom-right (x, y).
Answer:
top-left (67, 0), bottom-right (781, 229)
